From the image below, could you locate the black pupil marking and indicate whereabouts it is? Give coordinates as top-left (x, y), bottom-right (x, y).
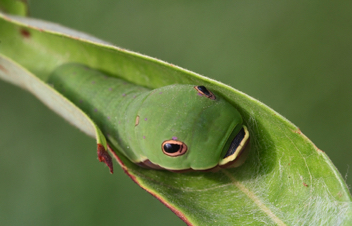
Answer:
top-left (164, 143), bottom-right (181, 153)
top-left (197, 86), bottom-right (211, 96)
top-left (224, 128), bottom-right (245, 158)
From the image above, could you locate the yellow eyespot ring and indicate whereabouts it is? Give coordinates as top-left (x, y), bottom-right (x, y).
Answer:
top-left (162, 140), bottom-right (188, 157)
top-left (194, 86), bottom-right (216, 100)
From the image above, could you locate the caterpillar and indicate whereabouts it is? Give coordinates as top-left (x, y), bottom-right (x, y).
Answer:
top-left (48, 63), bottom-right (250, 172)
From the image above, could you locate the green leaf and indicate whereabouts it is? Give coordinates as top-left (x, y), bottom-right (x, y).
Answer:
top-left (0, 11), bottom-right (351, 225)
top-left (0, 0), bottom-right (28, 16)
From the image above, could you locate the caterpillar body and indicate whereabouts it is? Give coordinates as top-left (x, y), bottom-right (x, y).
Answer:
top-left (48, 64), bottom-right (250, 172)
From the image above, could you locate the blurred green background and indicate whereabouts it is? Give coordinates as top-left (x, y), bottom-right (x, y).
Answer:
top-left (0, 1), bottom-right (351, 225)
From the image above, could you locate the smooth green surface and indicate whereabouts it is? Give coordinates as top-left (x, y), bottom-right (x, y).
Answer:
top-left (48, 64), bottom-right (244, 170)
top-left (0, 1), bottom-right (351, 226)
top-left (0, 0), bottom-right (27, 16)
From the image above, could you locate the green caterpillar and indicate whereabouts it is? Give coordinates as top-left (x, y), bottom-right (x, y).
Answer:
top-left (48, 63), bottom-right (250, 172)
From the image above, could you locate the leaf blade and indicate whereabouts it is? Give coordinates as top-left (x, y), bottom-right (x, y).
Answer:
top-left (0, 12), bottom-right (351, 225)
